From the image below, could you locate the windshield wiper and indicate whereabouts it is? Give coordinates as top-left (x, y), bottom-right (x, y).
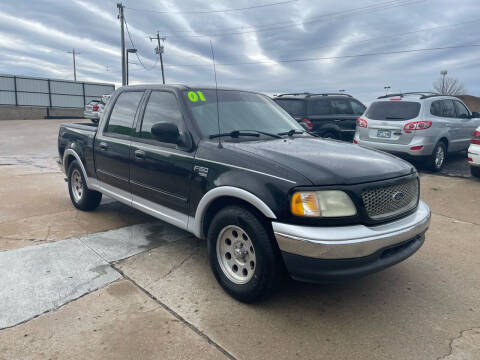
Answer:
top-left (278, 129), bottom-right (305, 137)
top-left (245, 130), bottom-right (282, 139)
top-left (209, 130), bottom-right (260, 139)
top-left (384, 116), bottom-right (407, 120)
top-left (210, 130), bottom-right (282, 139)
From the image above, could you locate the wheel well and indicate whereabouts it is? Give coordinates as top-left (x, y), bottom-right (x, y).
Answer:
top-left (439, 137), bottom-right (448, 150)
top-left (65, 154), bottom-right (76, 172)
top-left (201, 196), bottom-right (270, 239)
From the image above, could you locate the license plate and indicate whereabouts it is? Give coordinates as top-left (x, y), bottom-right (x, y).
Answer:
top-left (377, 130), bottom-right (391, 138)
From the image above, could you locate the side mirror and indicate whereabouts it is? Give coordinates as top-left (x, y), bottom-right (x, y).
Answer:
top-left (151, 122), bottom-right (180, 144)
top-left (471, 112), bottom-right (480, 119)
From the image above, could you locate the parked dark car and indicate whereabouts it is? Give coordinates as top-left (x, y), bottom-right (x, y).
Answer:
top-left (58, 84), bottom-right (430, 302)
top-left (273, 92), bottom-right (366, 141)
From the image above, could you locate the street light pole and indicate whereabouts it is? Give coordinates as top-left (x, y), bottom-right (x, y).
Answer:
top-left (384, 86), bottom-right (391, 95)
top-left (440, 70), bottom-right (448, 94)
top-left (126, 48), bottom-right (137, 85)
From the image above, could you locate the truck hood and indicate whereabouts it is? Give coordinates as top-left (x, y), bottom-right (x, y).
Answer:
top-left (225, 137), bottom-right (414, 185)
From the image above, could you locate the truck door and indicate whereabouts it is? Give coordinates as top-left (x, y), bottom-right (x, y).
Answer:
top-left (130, 90), bottom-right (194, 220)
top-left (94, 91), bottom-right (144, 193)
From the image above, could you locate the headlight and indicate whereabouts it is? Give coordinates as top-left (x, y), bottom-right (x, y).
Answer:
top-left (291, 191), bottom-right (357, 217)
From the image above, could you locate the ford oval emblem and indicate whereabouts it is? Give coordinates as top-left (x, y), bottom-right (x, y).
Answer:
top-left (392, 192), bottom-right (404, 201)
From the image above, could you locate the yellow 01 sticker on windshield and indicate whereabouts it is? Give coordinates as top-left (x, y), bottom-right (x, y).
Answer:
top-left (188, 91), bottom-right (206, 102)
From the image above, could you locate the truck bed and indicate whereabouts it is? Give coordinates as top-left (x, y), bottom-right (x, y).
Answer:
top-left (58, 122), bottom-right (98, 178)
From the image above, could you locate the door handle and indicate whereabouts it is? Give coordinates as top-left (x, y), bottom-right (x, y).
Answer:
top-left (99, 142), bottom-right (108, 150)
top-left (134, 150), bottom-right (146, 159)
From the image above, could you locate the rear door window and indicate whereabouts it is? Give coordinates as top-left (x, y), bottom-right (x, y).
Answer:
top-left (454, 101), bottom-right (470, 118)
top-left (365, 101), bottom-right (421, 120)
top-left (274, 99), bottom-right (306, 117)
top-left (441, 100), bottom-right (456, 118)
top-left (430, 100), bottom-right (443, 117)
top-left (311, 99), bottom-right (332, 115)
top-left (330, 99), bottom-right (353, 115)
top-left (138, 91), bottom-right (184, 140)
top-left (105, 92), bottom-right (144, 136)
top-left (350, 100), bottom-right (366, 115)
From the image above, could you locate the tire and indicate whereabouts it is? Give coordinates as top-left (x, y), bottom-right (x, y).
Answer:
top-left (426, 141), bottom-right (447, 172)
top-left (322, 131), bottom-right (339, 140)
top-left (67, 160), bottom-right (102, 211)
top-left (471, 166), bottom-right (480, 178)
top-left (207, 205), bottom-right (283, 303)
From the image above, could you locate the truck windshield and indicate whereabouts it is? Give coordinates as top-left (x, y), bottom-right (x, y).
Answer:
top-left (183, 90), bottom-right (303, 138)
top-left (366, 101), bottom-right (421, 121)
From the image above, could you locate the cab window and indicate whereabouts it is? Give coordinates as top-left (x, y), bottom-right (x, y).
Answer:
top-left (139, 91), bottom-right (183, 140)
top-left (105, 92), bottom-right (144, 137)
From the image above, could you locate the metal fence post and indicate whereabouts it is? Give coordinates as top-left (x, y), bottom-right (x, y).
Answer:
top-left (82, 82), bottom-right (86, 107)
top-left (47, 79), bottom-right (52, 107)
top-left (13, 76), bottom-right (18, 106)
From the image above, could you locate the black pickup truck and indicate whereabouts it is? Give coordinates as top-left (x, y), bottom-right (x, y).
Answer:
top-left (58, 85), bottom-right (431, 302)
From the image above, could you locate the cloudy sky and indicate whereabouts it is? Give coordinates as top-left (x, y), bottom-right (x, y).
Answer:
top-left (0, 0), bottom-right (479, 103)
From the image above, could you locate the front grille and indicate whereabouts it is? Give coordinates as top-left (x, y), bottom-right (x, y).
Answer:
top-left (361, 178), bottom-right (418, 220)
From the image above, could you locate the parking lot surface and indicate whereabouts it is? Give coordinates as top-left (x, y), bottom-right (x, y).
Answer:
top-left (0, 119), bottom-right (479, 360)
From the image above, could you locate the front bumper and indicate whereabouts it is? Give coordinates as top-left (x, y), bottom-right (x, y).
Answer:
top-left (273, 200), bottom-right (430, 282)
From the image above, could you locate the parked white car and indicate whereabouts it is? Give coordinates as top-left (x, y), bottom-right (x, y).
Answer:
top-left (468, 126), bottom-right (480, 178)
top-left (355, 92), bottom-right (480, 171)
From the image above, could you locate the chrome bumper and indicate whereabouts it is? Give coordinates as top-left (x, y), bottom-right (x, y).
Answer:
top-left (273, 200), bottom-right (431, 259)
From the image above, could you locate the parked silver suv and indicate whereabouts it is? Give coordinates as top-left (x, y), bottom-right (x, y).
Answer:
top-left (354, 92), bottom-right (480, 171)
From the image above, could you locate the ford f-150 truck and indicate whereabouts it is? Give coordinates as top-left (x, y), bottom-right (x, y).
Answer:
top-left (58, 85), bottom-right (431, 302)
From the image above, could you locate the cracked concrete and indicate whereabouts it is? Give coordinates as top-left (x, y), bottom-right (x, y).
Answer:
top-left (438, 328), bottom-right (480, 360)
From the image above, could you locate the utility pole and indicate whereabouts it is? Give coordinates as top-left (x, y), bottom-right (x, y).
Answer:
top-left (67, 49), bottom-right (79, 81)
top-left (150, 32), bottom-right (166, 84)
top-left (440, 70), bottom-right (448, 95)
top-left (117, 3), bottom-right (126, 86)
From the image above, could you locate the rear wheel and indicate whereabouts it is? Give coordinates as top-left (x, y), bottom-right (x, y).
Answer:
top-left (207, 205), bottom-right (283, 303)
top-left (426, 141), bottom-right (447, 172)
top-left (67, 160), bottom-right (102, 211)
top-left (322, 131), bottom-right (339, 140)
top-left (471, 166), bottom-right (480, 178)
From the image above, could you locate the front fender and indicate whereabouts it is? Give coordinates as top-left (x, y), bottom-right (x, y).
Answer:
top-left (189, 186), bottom-right (277, 238)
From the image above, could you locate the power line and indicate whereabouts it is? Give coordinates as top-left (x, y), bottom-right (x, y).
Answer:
top-left (123, 14), bottom-right (158, 71)
top-left (162, 44), bottom-right (480, 67)
top-left (126, 0), bottom-right (297, 15)
top-left (159, 18), bottom-right (479, 70)
top-left (162, 0), bottom-right (426, 37)
top-left (293, 17), bottom-right (480, 53)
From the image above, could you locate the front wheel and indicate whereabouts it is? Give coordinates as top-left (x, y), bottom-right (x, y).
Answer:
top-left (207, 205), bottom-right (283, 303)
top-left (426, 141), bottom-right (447, 172)
top-left (67, 160), bottom-right (102, 211)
